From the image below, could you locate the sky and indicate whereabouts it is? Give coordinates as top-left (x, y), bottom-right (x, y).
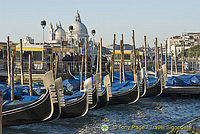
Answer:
top-left (0, 0), bottom-right (200, 47)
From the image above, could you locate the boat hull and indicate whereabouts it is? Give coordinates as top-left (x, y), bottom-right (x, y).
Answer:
top-left (3, 88), bottom-right (60, 126)
top-left (143, 79), bottom-right (162, 97)
top-left (109, 85), bottom-right (139, 105)
top-left (60, 92), bottom-right (88, 118)
top-left (95, 87), bottom-right (108, 109)
top-left (88, 88), bottom-right (98, 110)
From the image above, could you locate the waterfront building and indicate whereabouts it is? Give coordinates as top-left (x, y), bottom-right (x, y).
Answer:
top-left (66, 11), bottom-right (89, 48)
top-left (49, 22), bottom-right (66, 43)
top-left (48, 11), bottom-right (95, 56)
top-left (107, 44), bottom-right (143, 64)
top-left (0, 41), bottom-right (17, 70)
top-left (22, 36), bottom-right (34, 45)
top-left (168, 33), bottom-right (200, 55)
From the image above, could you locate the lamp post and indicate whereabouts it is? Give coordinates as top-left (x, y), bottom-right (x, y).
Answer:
top-left (41, 20), bottom-right (46, 43)
top-left (69, 25), bottom-right (74, 53)
top-left (91, 29), bottom-right (96, 67)
top-left (69, 25), bottom-right (73, 44)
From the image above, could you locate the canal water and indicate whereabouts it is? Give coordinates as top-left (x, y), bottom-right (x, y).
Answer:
top-left (3, 96), bottom-right (200, 134)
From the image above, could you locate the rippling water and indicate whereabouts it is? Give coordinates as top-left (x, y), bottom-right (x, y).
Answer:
top-left (3, 96), bottom-right (200, 134)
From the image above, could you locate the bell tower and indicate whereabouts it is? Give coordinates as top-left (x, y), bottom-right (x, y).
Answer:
top-left (49, 23), bottom-right (54, 41)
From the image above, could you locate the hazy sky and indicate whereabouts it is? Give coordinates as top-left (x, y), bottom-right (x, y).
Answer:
top-left (0, 0), bottom-right (200, 47)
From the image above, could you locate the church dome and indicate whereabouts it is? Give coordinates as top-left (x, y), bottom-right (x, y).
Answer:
top-left (55, 24), bottom-right (66, 41)
top-left (68, 12), bottom-right (88, 37)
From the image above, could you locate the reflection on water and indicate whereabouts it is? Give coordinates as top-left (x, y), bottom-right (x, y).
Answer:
top-left (3, 96), bottom-right (200, 134)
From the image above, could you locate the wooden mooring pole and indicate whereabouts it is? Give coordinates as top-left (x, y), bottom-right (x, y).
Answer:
top-left (196, 55), bottom-right (198, 71)
top-left (155, 38), bottom-right (158, 78)
top-left (119, 39), bottom-right (123, 83)
top-left (144, 36), bottom-right (147, 73)
top-left (0, 91), bottom-right (2, 133)
top-left (7, 36), bottom-right (11, 86)
top-left (85, 40), bottom-right (88, 79)
top-left (29, 53), bottom-right (33, 96)
top-left (10, 51), bottom-right (14, 101)
top-left (20, 39), bottom-right (24, 85)
top-left (182, 42), bottom-right (185, 73)
top-left (54, 55), bottom-right (58, 79)
top-left (175, 45), bottom-right (178, 74)
top-left (199, 57), bottom-right (200, 71)
top-left (192, 57), bottom-right (194, 71)
top-left (50, 54), bottom-right (53, 71)
top-left (3, 45), bottom-right (6, 70)
top-left (121, 34), bottom-right (125, 82)
top-left (80, 56), bottom-right (84, 90)
top-left (157, 45), bottom-right (159, 69)
top-left (160, 43), bottom-right (163, 66)
top-left (132, 30), bottom-right (136, 80)
top-left (100, 38), bottom-right (102, 84)
top-left (111, 34), bottom-right (116, 83)
top-left (96, 43), bottom-right (100, 73)
top-left (165, 40), bottom-right (168, 76)
top-left (171, 51), bottom-right (173, 75)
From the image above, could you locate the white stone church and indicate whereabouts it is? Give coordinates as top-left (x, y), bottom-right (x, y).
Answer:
top-left (48, 11), bottom-right (89, 47)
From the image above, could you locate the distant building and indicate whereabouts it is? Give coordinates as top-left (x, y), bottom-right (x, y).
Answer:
top-left (49, 22), bottom-right (66, 43)
top-left (48, 11), bottom-right (95, 56)
top-left (168, 33), bottom-right (200, 55)
top-left (0, 41), bottom-right (17, 70)
top-left (107, 44), bottom-right (143, 62)
top-left (67, 11), bottom-right (89, 46)
top-left (22, 36), bottom-right (34, 45)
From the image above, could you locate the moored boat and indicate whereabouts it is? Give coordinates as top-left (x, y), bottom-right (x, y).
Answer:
top-left (105, 73), bottom-right (141, 105)
top-left (93, 73), bottom-right (109, 109)
top-left (142, 68), bottom-right (164, 97)
top-left (55, 77), bottom-right (89, 118)
top-left (2, 71), bottom-right (61, 126)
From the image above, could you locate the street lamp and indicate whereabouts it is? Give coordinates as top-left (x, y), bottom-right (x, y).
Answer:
top-left (69, 25), bottom-right (74, 51)
top-left (91, 29), bottom-right (96, 67)
top-left (41, 20), bottom-right (46, 43)
top-left (69, 25), bottom-right (73, 33)
top-left (91, 29), bottom-right (96, 36)
top-left (69, 25), bottom-right (74, 45)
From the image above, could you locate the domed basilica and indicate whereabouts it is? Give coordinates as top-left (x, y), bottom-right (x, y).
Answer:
top-left (48, 11), bottom-right (89, 46)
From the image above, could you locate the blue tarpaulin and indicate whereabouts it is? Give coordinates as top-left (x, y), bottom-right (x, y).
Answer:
top-left (166, 74), bottom-right (200, 86)
top-left (64, 91), bottom-right (84, 102)
top-left (111, 81), bottom-right (136, 94)
top-left (2, 95), bottom-right (40, 106)
top-left (63, 77), bottom-right (80, 92)
top-left (0, 83), bottom-right (45, 101)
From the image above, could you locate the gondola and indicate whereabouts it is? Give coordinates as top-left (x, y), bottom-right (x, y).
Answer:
top-left (142, 68), bottom-right (164, 97)
top-left (55, 77), bottom-right (89, 118)
top-left (105, 73), bottom-right (141, 105)
top-left (62, 73), bottom-right (108, 110)
top-left (2, 71), bottom-right (61, 127)
top-left (162, 65), bottom-right (200, 95)
top-left (87, 78), bottom-right (98, 110)
top-left (112, 69), bottom-right (146, 98)
top-left (62, 65), bottom-right (99, 110)
top-left (93, 73), bottom-right (109, 109)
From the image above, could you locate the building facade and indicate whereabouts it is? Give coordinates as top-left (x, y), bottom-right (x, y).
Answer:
top-left (48, 11), bottom-right (93, 55)
top-left (168, 33), bottom-right (200, 55)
